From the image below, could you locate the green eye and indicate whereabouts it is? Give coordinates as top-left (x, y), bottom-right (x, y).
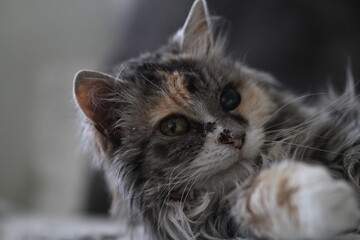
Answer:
top-left (221, 88), bottom-right (241, 111)
top-left (160, 116), bottom-right (189, 136)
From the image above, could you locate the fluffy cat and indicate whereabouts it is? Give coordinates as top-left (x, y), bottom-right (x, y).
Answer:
top-left (73, 0), bottom-right (360, 239)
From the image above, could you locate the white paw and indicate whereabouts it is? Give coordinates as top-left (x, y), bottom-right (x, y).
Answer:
top-left (237, 162), bottom-right (360, 240)
top-left (287, 163), bottom-right (360, 239)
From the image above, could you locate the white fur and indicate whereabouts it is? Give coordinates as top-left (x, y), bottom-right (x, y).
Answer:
top-left (292, 164), bottom-right (360, 239)
top-left (237, 162), bottom-right (360, 240)
top-left (190, 124), bottom-right (264, 188)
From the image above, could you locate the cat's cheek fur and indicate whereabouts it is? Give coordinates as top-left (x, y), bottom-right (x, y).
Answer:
top-left (233, 80), bottom-right (276, 128)
top-left (232, 162), bottom-right (360, 240)
top-left (241, 127), bottom-right (264, 162)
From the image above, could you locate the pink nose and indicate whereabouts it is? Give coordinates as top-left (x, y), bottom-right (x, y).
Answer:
top-left (218, 129), bottom-right (245, 150)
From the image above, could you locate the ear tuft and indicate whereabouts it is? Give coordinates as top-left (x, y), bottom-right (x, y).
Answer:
top-left (179, 0), bottom-right (212, 56)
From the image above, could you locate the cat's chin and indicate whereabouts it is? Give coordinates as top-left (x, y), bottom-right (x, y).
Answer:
top-left (198, 128), bottom-right (264, 189)
top-left (196, 152), bottom-right (259, 191)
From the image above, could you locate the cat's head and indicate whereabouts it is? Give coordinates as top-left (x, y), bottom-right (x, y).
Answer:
top-left (74, 0), bottom-right (276, 194)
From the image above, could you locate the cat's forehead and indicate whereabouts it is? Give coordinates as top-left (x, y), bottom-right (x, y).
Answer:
top-left (149, 70), bottom-right (216, 125)
top-left (120, 54), bottom-right (224, 94)
top-left (118, 55), bottom-right (227, 123)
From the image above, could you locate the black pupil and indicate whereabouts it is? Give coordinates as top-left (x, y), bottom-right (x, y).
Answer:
top-left (168, 121), bottom-right (177, 134)
top-left (221, 89), bottom-right (240, 111)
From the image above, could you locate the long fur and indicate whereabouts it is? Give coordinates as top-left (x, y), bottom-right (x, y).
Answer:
top-left (73, 1), bottom-right (360, 239)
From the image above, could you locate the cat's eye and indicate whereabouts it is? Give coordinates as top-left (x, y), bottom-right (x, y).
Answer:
top-left (220, 88), bottom-right (241, 111)
top-left (160, 116), bottom-right (189, 136)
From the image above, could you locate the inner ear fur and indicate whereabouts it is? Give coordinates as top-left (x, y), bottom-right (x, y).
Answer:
top-left (73, 70), bottom-right (123, 139)
top-left (179, 0), bottom-right (213, 55)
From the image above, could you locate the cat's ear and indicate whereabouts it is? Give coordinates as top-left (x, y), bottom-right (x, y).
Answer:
top-left (178, 0), bottom-right (212, 55)
top-left (73, 70), bottom-right (123, 139)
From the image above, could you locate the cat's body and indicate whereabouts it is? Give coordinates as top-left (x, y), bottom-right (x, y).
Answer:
top-left (73, 1), bottom-right (360, 239)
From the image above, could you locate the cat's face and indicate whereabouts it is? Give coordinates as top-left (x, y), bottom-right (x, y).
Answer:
top-left (74, 0), bottom-right (276, 190)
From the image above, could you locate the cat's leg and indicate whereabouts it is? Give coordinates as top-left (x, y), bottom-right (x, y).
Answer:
top-left (231, 161), bottom-right (360, 240)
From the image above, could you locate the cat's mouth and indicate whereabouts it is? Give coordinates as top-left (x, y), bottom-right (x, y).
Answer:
top-left (197, 151), bottom-right (249, 189)
top-left (204, 143), bottom-right (246, 177)
top-left (191, 127), bottom-right (263, 186)
top-left (221, 146), bottom-right (246, 167)
top-left (218, 134), bottom-right (245, 150)
top-left (208, 128), bottom-right (264, 180)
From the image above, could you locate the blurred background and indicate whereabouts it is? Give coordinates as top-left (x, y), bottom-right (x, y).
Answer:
top-left (0, 0), bottom-right (359, 238)
top-left (0, 0), bottom-right (131, 215)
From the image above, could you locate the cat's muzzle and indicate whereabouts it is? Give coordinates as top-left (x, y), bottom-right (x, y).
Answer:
top-left (218, 129), bottom-right (245, 150)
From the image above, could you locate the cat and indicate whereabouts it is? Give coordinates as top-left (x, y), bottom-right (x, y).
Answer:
top-left (73, 0), bottom-right (360, 239)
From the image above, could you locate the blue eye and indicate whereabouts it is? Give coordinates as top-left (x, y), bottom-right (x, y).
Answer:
top-left (221, 88), bottom-right (241, 111)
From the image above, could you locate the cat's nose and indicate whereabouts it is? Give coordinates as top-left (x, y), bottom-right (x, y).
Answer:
top-left (218, 129), bottom-right (245, 150)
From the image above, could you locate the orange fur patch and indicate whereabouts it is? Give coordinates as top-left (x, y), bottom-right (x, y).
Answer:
top-left (148, 71), bottom-right (195, 126)
top-left (232, 81), bottom-right (275, 127)
top-left (149, 95), bottom-right (187, 126)
top-left (160, 71), bottom-right (192, 107)
top-left (277, 177), bottom-right (299, 221)
top-left (244, 170), bottom-right (299, 235)
top-left (245, 173), bottom-right (273, 234)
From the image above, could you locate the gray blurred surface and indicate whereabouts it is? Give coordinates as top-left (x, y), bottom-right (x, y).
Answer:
top-left (0, 214), bottom-right (130, 240)
top-left (0, 0), bottom-right (133, 214)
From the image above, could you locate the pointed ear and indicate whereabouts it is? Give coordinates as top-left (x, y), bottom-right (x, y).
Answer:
top-left (179, 0), bottom-right (212, 55)
top-left (73, 70), bottom-right (123, 138)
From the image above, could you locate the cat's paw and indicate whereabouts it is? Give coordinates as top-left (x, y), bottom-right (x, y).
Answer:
top-left (235, 162), bottom-right (360, 240)
top-left (291, 164), bottom-right (360, 239)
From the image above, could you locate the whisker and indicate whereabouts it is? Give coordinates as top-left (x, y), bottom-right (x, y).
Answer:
top-left (259, 92), bottom-right (327, 128)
